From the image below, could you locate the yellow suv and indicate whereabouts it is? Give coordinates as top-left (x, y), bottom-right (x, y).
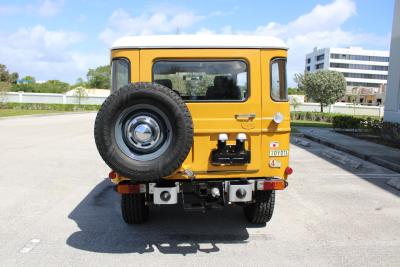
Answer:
top-left (94, 35), bottom-right (292, 224)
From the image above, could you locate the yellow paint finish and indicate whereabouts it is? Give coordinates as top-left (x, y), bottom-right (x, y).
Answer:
top-left (111, 49), bottom-right (140, 82)
top-left (111, 48), bottom-right (291, 180)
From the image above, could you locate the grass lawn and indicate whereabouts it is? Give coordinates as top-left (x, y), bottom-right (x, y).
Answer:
top-left (291, 120), bottom-right (332, 128)
top-left (0, 109), bottom-right (68, 117)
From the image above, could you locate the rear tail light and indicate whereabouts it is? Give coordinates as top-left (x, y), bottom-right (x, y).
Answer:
top-left (257, 179), bottom-right (287, 190)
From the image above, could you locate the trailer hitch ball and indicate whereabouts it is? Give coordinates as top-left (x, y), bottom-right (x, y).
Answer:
top-left (160, 191), bottom-right (172, 202)
top-left (236, 188), bottom-right (247, 199)
top-left (211, 187), bottom-right (220, 198)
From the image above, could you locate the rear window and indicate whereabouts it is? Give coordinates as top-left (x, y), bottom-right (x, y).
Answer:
top-left (152, 60), bottom-right (248, 101)
top-left (111, 58), bottom-right (130, 92)
top-left (270, 58), bottom-right (287, 101)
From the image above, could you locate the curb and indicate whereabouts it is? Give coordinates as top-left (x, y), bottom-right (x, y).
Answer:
top-left (302, 133), bottom-right (400, 173)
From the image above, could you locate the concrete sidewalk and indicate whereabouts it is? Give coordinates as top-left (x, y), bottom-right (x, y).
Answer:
top-left (295, 127), bottom-right (400, 175)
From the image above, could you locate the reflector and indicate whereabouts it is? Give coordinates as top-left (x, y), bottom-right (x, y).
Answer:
top-left (116, 184), bottom-right (141, 194)
top-left (285, 167), bottom-right (293, 175)
top-left (108, 171), bottom-right (118, 179)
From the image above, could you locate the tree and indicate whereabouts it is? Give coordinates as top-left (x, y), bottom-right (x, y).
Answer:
top-left (73, 86), bottom-right (88, 105)
top-left (288, 87), bottom-right (305, 95)
top-left (295, 70), bottom-right (346, 112)
top-left (87, 65), bottom-right (110, 89)
top-left (0, 64), bottom-right (19, 83)
top-left (11, 79), bottom-right (70, 93)
top-left (0, 64), bottom-right (9, 82)
top-left (72, 77), bottom-right (88, 88)
top-left (22, 75), bottom-right (36, 83)
top-left (9, 72), bottom-right (19, 83)
top-left (290, 96), bottom-right (300, 115)
top-left (0, 82), bottom-right (11, 105)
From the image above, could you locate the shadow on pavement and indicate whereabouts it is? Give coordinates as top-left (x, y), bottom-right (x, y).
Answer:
top-left (67, 180), bottom-right (265, 255)
top-left (291, 137), bottom-right (400, 198)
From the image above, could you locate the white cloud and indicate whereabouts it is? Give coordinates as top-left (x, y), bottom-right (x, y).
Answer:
top-left (0, 25), bottom-right (107, 83)
top-left (254, 0), bottom-right (356, 37)
top-left (193, 0), bottom-right (389, 85)
top-left (99, 8), bottom-right (205, 44)
top-left (37, 0), bottom-right (64, 17)
top-left (0, 0), bottom-right (64, 17)
top-left (251, 0), bottom-right (389, 84)
top-left (0, 4), bottom-right (21, 15)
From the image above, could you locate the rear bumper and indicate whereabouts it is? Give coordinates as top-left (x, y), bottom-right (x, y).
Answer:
top-left (114, 177), bottom-right (288, 194)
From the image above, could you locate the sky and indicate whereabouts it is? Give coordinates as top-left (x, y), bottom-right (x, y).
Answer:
top-left (0, 0), bottom-right (395, 85)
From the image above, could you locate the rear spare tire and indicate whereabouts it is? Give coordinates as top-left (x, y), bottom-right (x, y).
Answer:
top-left (94, 82), bottom-right (193, 182)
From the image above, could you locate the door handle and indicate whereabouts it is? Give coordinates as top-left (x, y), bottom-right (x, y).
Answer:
top-left (235, 113), bottom-right (256, 120)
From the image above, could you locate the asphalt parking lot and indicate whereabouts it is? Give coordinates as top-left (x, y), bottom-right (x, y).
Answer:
top-left (0, 113), bottom-right (399, 266)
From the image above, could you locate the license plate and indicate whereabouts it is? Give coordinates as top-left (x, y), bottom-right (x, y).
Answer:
top-left (269, 150), bottom-right (289, 157)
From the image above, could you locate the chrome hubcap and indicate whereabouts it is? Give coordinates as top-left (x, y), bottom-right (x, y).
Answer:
top-left (133, 124), bottom-right (152, 142)
top-left (115, 104), bottom-right (173, 161)
top-left (125, 115), bottom-right (161, 150)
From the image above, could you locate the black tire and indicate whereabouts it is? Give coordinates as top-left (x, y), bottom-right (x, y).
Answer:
top-left (121, 194), bottom-right (149, 224)
top-left (94, 82), bottom-right (193, 182)
top-left (243, 190), bottom-right (275, 224)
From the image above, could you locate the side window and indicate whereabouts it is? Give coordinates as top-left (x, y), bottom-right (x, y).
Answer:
top-left (111, 58), bottom-right (130, 92)
top-left (271, 58), bottom-right (287, 101)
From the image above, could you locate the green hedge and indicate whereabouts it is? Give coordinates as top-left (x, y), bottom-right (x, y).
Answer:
top-left (291, 112), bottom-right (342, 123)
top-left (332, 114), bottom-right (400, 145)
top-left (0, 102), bottom-right (100, 111)
top-left (291, 112), bottom-right (379, 124)
top-left (11, 80), bottom-right (70, 93)
top-left (332, 115), bottom-right (382, 130)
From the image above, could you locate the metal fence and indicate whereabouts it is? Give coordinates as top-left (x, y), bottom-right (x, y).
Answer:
top-left (2, 92), bottom-right (385, 117)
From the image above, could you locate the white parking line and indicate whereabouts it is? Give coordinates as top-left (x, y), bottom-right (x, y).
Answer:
top-left (20, 239), bottom-right (41, 254)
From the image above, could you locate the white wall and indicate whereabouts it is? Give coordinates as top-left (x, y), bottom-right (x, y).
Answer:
top-left (291, 103), bottom-right (384, 117)
top-left (384, 0), bottom-right (400, 123)
top-left (2, 92), bottom-right (106, 105)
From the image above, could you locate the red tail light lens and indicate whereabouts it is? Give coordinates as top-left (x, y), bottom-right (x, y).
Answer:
top-left (108, 171), bottom-right (118, 179)
top-left (285, 167), bottom-right (293, 175)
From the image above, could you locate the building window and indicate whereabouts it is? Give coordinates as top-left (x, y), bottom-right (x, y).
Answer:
top-left (330, 62), bottom-right (388, 71)
top-left (330, 53), bottom-right (389, 62)
top-left (342, 72), bottom-right (387, 80)
top-left (347, 81), bottom-right (383, 88)
top-left (306, 58), bottom-right (311, 64)
top-left (316, 63), bottom-right (324, 69)
top-left (306, 66), bottom-right (310, 71)
top-left (316, 54), bottom-right (324, 61)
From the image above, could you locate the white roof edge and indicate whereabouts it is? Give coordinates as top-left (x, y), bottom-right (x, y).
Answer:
top-left (111, 35), bottom-right (288, 50)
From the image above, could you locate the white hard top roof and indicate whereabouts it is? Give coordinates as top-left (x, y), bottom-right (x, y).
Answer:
top-left (111, 35), bottom-right (288, 50)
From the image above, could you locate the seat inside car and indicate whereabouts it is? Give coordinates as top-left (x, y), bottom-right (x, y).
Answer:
top-left (155, 79), bottom-right (173, 89)
top-left (206, 76), bottom-right (241, 100)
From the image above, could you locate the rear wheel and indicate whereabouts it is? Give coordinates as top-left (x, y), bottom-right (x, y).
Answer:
top-left (121, 194), bottom-right (149, 224)
top-left (243, 191), bottom-right (275, 224)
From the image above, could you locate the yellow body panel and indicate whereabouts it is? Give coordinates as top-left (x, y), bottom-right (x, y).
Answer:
top-left (111, 48), bottom-right (290, 181)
